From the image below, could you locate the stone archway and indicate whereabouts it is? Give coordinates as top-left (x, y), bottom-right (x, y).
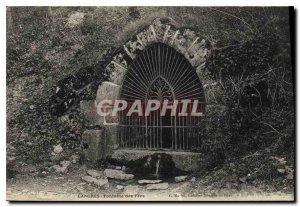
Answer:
top-left (85, 18), bottom-right (226, 170)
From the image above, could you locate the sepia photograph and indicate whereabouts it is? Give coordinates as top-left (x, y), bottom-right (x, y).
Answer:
top-left (5, 5), bottom-right (295, 201)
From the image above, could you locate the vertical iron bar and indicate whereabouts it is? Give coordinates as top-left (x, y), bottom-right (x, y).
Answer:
top-left (136, 115), bottom-right (138, 148)
top-left (149, 110), bottom-right (152, 149)
top-left (125, 108), bottom-right (128, 148)
top-left (130, 103), bottom-right (132, 148)
top-left (199, 101), bottom-right (202, 148)
top-left (154, 110), bottom-right (156, 149)
top-left (157, 108), bottom-right (159, 148)
top-left (138, 115), bottom-right (140, 148)
top-left (182, 105), bottom-right (184, 150)
top-left (171, 115), bottom-right (174, 150)
top-left (196, 103), bottom-right (199, 148)
top-left (128, 106), bottom-right (130, 148)
top-left (154, 112), bottom-right (156, 149)
top-left (145, 101), bottom-right (147, 149)
top-left (192, 107), bottom-right (194, 148)
top-left (175, 115), bottom-right (177, 150)
top-left (120, 110), bottom-right (122, 148)
top-left (179, 103), bottom-right (182, 150)
top-left (187, 103), bottom-right (190, 150)
top-left (160, 109), bottom-right (162, 149)
top-left (156, 110), bottom-right (158, 149)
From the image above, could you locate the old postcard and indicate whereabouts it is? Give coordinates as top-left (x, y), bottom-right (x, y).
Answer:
top-left (6, 6), bottom-right (295, 201)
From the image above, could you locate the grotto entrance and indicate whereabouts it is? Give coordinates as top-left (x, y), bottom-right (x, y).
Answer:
top-left (54, 18), bottom-right (225, 171)
top-left (118, 43), bottom-right (205, 151)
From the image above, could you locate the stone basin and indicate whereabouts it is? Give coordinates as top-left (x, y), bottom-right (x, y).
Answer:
top-left (111, 149), bottom-right (206, 172)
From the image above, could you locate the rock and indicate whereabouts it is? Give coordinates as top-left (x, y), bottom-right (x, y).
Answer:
top-left (53, 144), bottom-right (63, 154)
top-left (51, 160), bottom-right (71, 174)
top-left (50, 152), bottom-right (66, 163)
top-left (229, 163), bottom-right (235, 168)
top-left (67, 12), bottom-right (85, 28)
top-left (81, 176), bottom-right (95, 184)
top-left (287, 171), bottom-right (294, 180)
top-left (122, 166), bottom-right (126, 171)
top-left (146, 182), bottom-right (169, 190)
top-left (138, 180), bottom-right (162, 184)
top-left (175, 176), bottom-right (188, 183)
top-left (71, 154), bottom-right (80, 164)
top-left (116, 185), bottom-right (124, 190)
top-left (81, 176), bottom-right (109, 188)
top-left (60, 160), bottom-right (71, 168)
top-left (239, 177), bottom-right (247, 183)
top-left (52, 165), bottom-right (68, 174)
top-left (272, 157), bottom-right (287, 165)
top-left (190, 177), bottom-right (196, 182)
top-left (22, 189), bottom-right (29, 193)
top-left (104, 169), bottom-right (134, 180)
top-left (277, 169), bottom-right (286, 174)
top-left (94, 178), bottom-right (109, 188)
top-left (87, 169), bottom-right (102, 178)
top-left (116, 173), bottom-right (134, 181)
top-left (278, 158), bottom-right (287, 165)
top-left (115, 166), bottom-right (122, 170)
top-left (76, 186), bottom-right (85, 194)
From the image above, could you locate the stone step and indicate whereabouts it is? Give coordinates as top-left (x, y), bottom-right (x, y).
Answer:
top-left (138, 179), bottom-right (162, 184)
top-left (104, 169), bottom-right (134, 180)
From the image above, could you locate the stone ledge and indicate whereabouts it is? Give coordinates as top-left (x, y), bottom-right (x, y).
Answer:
top-left (111, 149), bottom-right (207, 172)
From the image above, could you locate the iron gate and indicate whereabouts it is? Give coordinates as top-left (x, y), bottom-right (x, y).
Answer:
top-left (118, 43), bottom-right (205, 151)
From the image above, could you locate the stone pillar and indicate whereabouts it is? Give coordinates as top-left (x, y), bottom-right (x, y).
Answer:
top-left (81, 81), bottom-right (121, 163)
top-left (80, 100), bottom-right (103, 127)
top-left (103, 125), bottom-right (119, 156)
top-left (82, 129), bottom-right (105, 163)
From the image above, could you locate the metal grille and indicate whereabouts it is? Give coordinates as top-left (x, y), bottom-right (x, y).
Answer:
top-left (118, 43), bottom-right (205, 151)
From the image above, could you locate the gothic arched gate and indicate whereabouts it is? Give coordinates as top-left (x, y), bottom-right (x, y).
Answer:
top-left (118, 43), bottom-right (205, 151)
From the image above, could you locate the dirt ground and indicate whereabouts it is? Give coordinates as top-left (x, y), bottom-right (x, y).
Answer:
top-left (6, 164), bottom-right (294, 201)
